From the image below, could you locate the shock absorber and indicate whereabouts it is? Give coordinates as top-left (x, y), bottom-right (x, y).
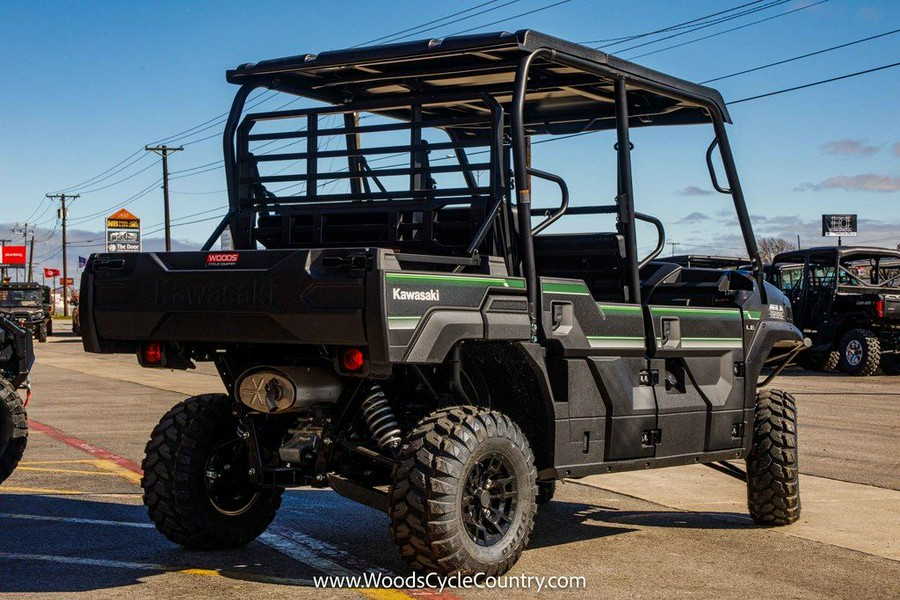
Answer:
top-left (361, 383), bottom-right (402, 450)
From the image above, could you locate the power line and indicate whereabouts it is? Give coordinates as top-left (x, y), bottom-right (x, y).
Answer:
top-left (626, 0), bottom-right (830, 60)
top-left (604, 0), bottom-right (792, 53)
top-left (448, 0), bottom-right (575, 36)
top-left (701, 28), bottom-right (900, 84)
top-left (729, 61), bottom-right (900, 104)
top-left (580, 0), bottom-right (766, 45)
top-left (355, 0), bottom-right (509, 46)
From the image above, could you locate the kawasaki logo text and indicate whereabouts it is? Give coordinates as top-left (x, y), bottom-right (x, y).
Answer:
top-left (392, 288), bottom-right (440, 302)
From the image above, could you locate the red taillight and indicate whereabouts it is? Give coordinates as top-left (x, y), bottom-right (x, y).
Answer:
top-left (145, 342), bottom-right (163, 365)
top-left (342, 348), bottom-right (365, 371)
top-left (876, 299), bottom-right (885, 318)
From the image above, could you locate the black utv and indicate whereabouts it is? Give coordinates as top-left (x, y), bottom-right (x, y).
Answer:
top-left (0, 316), bottom-right (33, 484)
top-left (81, 31), bottom-right (805, 576)
top-left (769, 246), bottom-right (900, 376)
top-left (0, 282), bottom-right (52, 342)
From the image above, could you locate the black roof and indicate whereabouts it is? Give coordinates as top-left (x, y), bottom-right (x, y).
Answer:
top-left (227, 30), bottom-right (730, 136)
top-left (0, 282), bottom-right (42, 290)
top-left (773, 246), bottom-right (900, 264)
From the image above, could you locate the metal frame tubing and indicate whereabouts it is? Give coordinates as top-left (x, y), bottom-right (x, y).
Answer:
top-left (614, 77), bottom-right (641, 304)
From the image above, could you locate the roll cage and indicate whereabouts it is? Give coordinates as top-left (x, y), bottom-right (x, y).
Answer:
top-left (207, 29), bottom-right (764, 327)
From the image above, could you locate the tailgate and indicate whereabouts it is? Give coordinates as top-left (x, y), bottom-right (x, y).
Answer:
top-left (81, 249), bottom-right (370, 351)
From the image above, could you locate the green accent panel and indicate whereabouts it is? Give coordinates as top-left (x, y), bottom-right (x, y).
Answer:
top-left (387, 316), bottom-right (421, 330)
top-left (596, 304), bottom-right (643, 314)
top-left (650, 306), bottom-right (741, 318)
top-left (587, 335), bottom-right (646, 348)
top-left (745, 310), bottom-right (761, 320)
top-left (385, 273), bottom-right (525, 288)
top-left (542, 281), bottom-right (590, 295)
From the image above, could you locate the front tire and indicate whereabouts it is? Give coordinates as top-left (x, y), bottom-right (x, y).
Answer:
top-left (0, 380), bottom-right (28, 485)
top-left (142, 394), bottom-right (282, 549)
top-left (746, 389), bottom-right (800, 526)
top-left (36, 324), bottom-right (47, 343)
top-left (838, 329), bottom-right (880, 376)
top-left (389, 406), bottom-right (537, 576)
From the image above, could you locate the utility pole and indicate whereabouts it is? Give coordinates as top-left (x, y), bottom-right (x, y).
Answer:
top-left (145, 145), bottom-right (183, 251)
top-left (28, 234), bottom-right (35, 282)
top-left (0, 238), bottom-right (10, 282)
top-left (667, 241), bottom-right (681, 256)
top-left (46, 193), bottom-right (79, 316)
top-left (12, 223), bottom-right (34, 282)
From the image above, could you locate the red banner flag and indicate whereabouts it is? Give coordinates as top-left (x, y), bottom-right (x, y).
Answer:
top-left (44, 268), bottom-right (60, 278)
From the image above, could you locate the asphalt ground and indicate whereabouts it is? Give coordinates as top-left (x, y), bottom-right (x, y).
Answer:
top-left (1, 333), bottom-right (897, 599)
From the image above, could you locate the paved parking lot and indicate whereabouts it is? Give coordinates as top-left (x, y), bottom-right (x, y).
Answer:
top-left (2, 334), bottom-right (898, 599)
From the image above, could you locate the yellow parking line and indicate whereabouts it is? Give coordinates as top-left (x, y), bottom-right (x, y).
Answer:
top-left (17, 466), bottom-right (118, 476)
top-left (0, 486), bottom-right (88, 495)
top-left (179, 568), bottom-right (222, 577)
top-left (20, 460), bottom-right (99, 465)
top-left (359, 589), bottom-right (417, 600)
top-left (91, 459), bottom-right (143, 485)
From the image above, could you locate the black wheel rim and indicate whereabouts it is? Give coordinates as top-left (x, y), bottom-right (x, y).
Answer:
top-left (203, 437), bottom-right (259, 516)
top-left (461, 451), bottom-right (518, 547)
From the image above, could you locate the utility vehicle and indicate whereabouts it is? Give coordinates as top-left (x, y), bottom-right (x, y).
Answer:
top-left (0, 282), bottom-right (52, 342)
top-left (0, 316), bottom-right (33, 484)
top-left (661, 255), bottom-right (752, 270)
top-left (770, 246), bottom-right (900, 376)
top-left (81, 31), bottom-right (805, 575)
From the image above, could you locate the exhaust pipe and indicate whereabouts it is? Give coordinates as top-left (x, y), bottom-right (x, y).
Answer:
top-left (236, 366), bottom-right (343, 413)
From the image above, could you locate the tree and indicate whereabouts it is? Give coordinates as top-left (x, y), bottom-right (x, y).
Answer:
top-left (757, 237), bottom-right (795, 264)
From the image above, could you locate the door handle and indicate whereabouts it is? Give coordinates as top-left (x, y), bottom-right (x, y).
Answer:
top-left (661, 317), bottom-right (681, 349)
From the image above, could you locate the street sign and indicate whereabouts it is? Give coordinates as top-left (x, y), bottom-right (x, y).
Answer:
top-left (822, 214), bottom-right (857, 237)
top-left (61, 277), bottom-right (74, 286)
top-left (0, 245), bottom-right (27, 267)
top-left (106, 208), bottom-right (141, 252)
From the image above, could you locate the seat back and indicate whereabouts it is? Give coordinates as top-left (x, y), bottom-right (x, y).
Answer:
top-left (533, 233), bottom-right (627, 302)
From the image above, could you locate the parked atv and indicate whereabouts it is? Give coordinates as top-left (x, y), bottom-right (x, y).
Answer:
top-left (770, 247), bottom-right (900, 375)
top-left (81, 30), bottom-right (804, 575)
top-left (0, 316), bottom-right (34, 484)
top-left (0, 282), bottom-right (52, 343)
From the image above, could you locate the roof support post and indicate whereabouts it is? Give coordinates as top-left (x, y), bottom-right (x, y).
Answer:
top-left (223, 84), bottom-right (256, 249)
top-left (614, 77), bottom-right (641, 305)
top-left (512, 50), bottom-right (550, 340)
top-left (710, 111), bottom-right (766, 300)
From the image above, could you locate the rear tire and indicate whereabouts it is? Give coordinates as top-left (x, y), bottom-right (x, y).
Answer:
top-left (838, 329), bottom-right (880, 376)
top-left (142, 394), bottom-right (282, 549)
top-left (389, 406), bottom-right (537, 576)
top-left (36, 324), bottom-right (47, 343)
top-left (881, 354), bottom-right (900, 375)
top-left (0, 380), bottom-right (28, 485)
top-left (796, 349), bottom-right (838, 372)
top-left (746, 389), bottom-right (800, 526)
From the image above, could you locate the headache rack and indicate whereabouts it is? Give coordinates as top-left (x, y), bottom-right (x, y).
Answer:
top-left (218, 94), bottom-right (510, 262)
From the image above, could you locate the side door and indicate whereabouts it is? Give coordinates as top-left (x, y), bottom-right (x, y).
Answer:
top-left (540, 278), bottom-right (656, 464)
top-left (646, 303), bottom-right (746, 457)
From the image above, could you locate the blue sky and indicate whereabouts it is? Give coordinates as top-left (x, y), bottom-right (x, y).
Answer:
top-left (1, 0), bottom-right (898, 276)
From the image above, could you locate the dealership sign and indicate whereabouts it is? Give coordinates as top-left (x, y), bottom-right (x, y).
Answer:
top-left (822, 214), bottom-right (857, 237)
top-left (0, 245), bottom-right (27, 267)
top-left (106, 208), bottom-right (141, 252)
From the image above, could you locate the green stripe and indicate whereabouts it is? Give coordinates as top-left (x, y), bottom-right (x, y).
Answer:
top-left (385, 273), bottom-right (525, 288)
top-left (387, 316), bottom-right (421, 330)
top-left (587, 335), bottom-right (645, 348)
top-left (542, 281), bottom-right (590, 295)
top-left (745, 310), bottom-right (761, 320)
top-left (597, 304), bottom-right (643, 314)
top-left (650, 306), bottom-right (741, 317)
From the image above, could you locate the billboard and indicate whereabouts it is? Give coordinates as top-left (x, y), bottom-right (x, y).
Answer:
top-left (822, 214), bottom-right (857, 237)
top-left (0, 245), bottom-right (27, 267)
top-left (106, 208), bottom-right (141, 252)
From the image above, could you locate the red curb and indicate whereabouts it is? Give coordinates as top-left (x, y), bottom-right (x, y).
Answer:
top-left (28, 419), bottom-right (144, 475)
